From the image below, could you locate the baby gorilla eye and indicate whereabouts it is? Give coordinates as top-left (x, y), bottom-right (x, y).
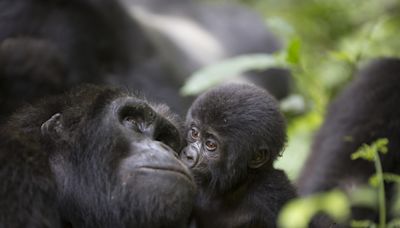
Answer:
top-left (189, 127), bottom-right (200, 140)
top-left (205, 139), bottom-right (217, 152)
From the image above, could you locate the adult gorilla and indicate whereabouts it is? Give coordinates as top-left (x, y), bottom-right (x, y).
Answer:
top-left (0, 0), bottom-right (291, 122)
top-left (0, 0), bottom-right (187, 120)
top-left (298, 58), bottom-right (400, 223)
top-left (0, 85), bottom-right (195, 227)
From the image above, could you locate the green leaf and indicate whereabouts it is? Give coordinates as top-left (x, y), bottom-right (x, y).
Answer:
top-left (180, 54), bottom-right (288, 96)
top-left (284, 37), bottom-right (301, 65)
top-left (348, 186), bottom-right (378, 208)
top-left (351, 138), bottom-right (389, 161)
top-left (330, 51), bottom-right (354, 63)
top-left (370, 173), bottom-right (400, 187)
top-left (278, 190), bottom-right (349, 228)
top-left (369, 175), bottom-right (379, 188)
top-left (351, 144), bottom-right (375, 161)
top-left (351, 220), bottom-right (377, 228)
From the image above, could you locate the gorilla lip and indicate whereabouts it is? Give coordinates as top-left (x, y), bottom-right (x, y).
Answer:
top-left (138, 166), bottom-right (193, 182)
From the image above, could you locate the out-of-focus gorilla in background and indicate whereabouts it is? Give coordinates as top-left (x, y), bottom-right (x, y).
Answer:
top-left (0, 0), bottom-right (187, 121)
top-left (0, 0), bottom-right (291, 122)
top-left (297, 58), bottom-right (400, 224)
top-left (125, 0), bottom-right (292, 100)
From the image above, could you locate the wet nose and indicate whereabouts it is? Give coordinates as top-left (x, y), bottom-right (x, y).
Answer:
top-left (180, 146), bottom-right (198, 168)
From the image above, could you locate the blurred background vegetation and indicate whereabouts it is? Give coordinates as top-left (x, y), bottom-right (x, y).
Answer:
top-left (183, 0), bottom-right (400, 180)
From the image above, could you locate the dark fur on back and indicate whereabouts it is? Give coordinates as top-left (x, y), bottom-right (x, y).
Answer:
top-left (298, 58), bottom-right (400, 222)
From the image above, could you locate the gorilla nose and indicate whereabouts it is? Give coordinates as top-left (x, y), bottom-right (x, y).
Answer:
top-left (157, 141), bottom-right (179, 158)
top-left (180, 146), bottom-right (198, 168)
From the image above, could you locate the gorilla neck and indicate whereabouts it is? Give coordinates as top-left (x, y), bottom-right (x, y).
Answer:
top-left (199, 173), bottom-right (253, 204)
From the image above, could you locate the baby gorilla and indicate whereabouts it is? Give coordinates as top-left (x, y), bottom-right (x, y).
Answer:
top-left (180, 83), bottom-right (296, 228)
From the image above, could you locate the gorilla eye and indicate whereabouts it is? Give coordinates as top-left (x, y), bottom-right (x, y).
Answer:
top-left (205, 140), bottom-right (217, 152)
top-left (147, 110), bottom-right (156, 120)
top-left (190, 128), bottom-right (200, 140)
top-left (119, 105), bottom-right (151, 130)
top-left (123, 116), bottom-right (139, 128)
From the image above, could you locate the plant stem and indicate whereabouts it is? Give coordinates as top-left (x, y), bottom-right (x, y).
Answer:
top-left (374, 152), bottom-right (386, 228)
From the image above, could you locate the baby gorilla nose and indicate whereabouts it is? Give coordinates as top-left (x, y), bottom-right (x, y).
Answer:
top-left (180, 146), bottom-right (198, 168)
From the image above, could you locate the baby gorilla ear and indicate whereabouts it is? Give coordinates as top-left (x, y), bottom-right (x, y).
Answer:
top-left (41, 113), bottom-right (64, 141)
top-left (248, 148), bottom-right (269, 169)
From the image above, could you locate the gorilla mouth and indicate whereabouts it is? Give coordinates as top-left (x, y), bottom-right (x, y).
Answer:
top-left (138, 166), bottom-right (194, 182)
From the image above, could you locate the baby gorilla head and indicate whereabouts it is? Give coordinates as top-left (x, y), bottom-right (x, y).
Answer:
top-left (180, 83), bottom-right (286, 194)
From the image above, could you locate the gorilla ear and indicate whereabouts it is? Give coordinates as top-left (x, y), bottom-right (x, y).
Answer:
top-left (249, 148), bottom-right (269, 169)
top-left (41, 113), bottom-right (64, 140)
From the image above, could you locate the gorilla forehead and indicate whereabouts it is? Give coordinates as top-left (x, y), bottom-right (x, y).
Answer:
top-left (188, 83), bottom-right (280, 133)
top-left (49, 85), bottom-right (126, 118)
top-left (9, 84), bottom-right (179, 142)
top-left (54, 85), bottom-right (177, 124)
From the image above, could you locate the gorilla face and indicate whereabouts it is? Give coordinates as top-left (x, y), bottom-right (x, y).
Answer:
top-left (180, 83), bottom-right (286, 195)
top-left (180, 120), bottom-right (222, 188)
top-left (1, 85), bottom-right (195, 228)
top-left (177, 84), bottom-right (294, 228)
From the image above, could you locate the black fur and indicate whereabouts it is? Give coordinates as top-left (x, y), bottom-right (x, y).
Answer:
top-left (180, 83), bottom-right (296, 228)
top-left (0, 85), bottom-right (195, 227)
top-left (0, 0), bottom-right (155, 121)
top-left (0, 38), bottom-right (68, 118)
top-left (298, 58), bottom-right (400, 223)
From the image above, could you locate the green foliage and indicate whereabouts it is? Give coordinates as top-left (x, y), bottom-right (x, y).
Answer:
top-left (351, 138), bottom-right (389, 228)
top-left (351, 139), bottom-right (389, 161)
top-left (284, 37), bottom-right (301, 65)
top-left (277, 190), bottom-right (350, 228)
top-left (180, 54), bottom-right (288, 96)
top-left (198, 0), bottom-right (400, 226)
top-left (231, 0), bottom-right (400, 226)
top-left (351, 220), bottom-right (377, 228)
top-left (394, 185), bottom-right (400, 217)
top-left (278, 138), bottom-right (396, 227)
top-left (388, 219), bottom-right (400, 228)
top-left (180, 37), bottom-right (301, 96)
top-left (369, 173), bottom-right (400, 187)
top-left (199, 0), bottom-right (400, 183)
top-left (352, 219), bottom-right (400, 228)
top-left (275, 111), bottom-right (322, 179)
top-left (348, 186), bottom-right (378, 212)
top-left (337, 15), bottom-right (400, 62)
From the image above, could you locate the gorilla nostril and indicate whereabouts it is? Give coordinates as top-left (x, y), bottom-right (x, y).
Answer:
top-left (181, 147), bottom-right (198, 167)
top-left (186, 154), bottom-right (194, 161)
